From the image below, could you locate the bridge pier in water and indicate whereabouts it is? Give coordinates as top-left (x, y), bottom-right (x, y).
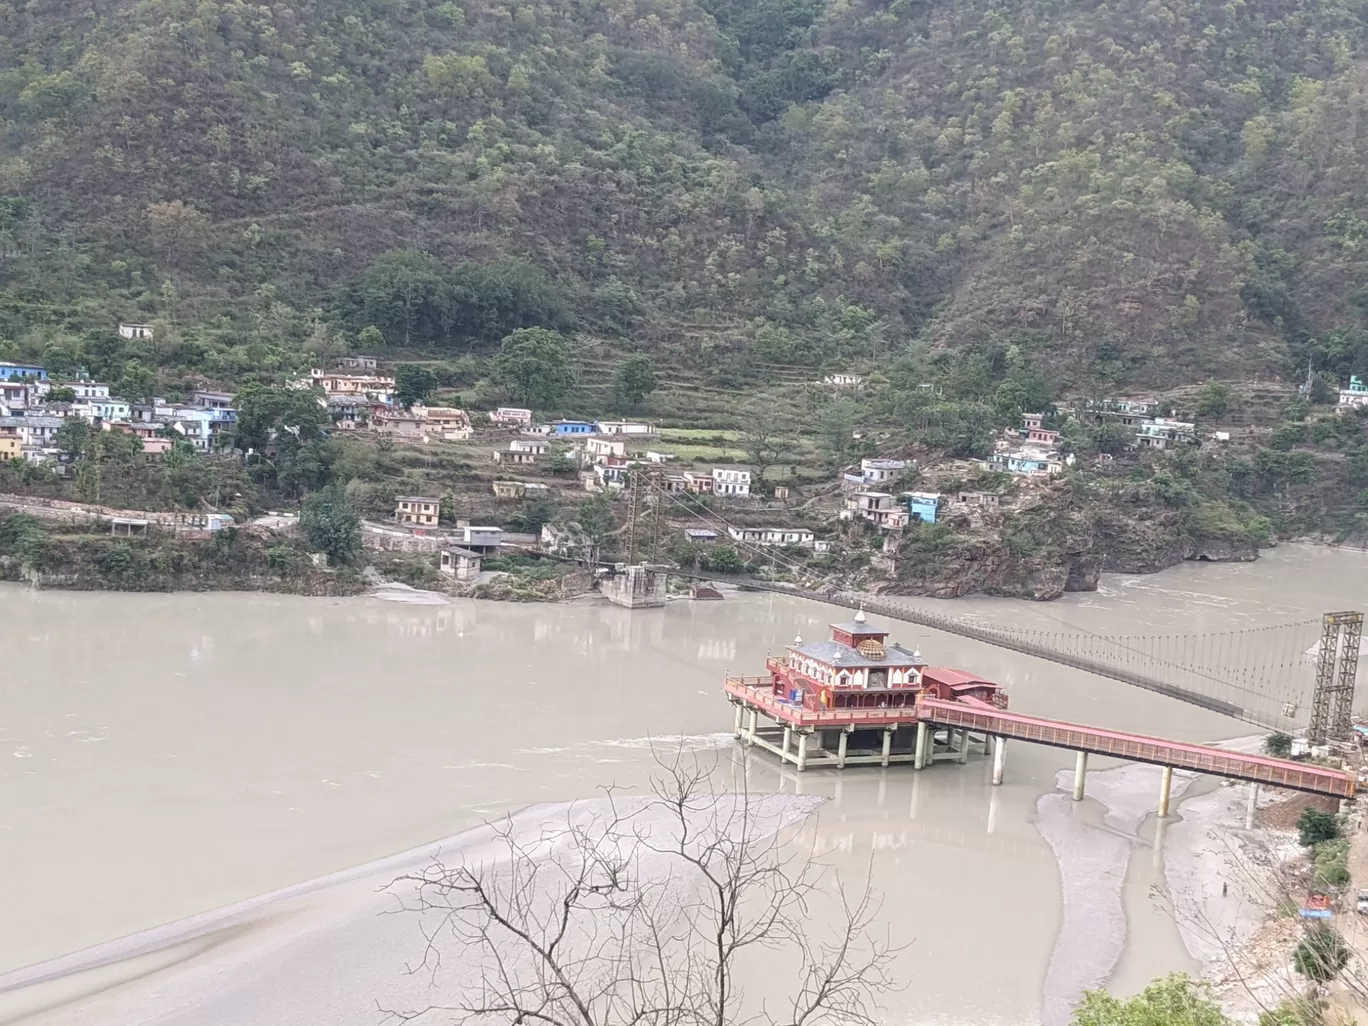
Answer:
top-left (1073, 751), bottom-right (1088, 801)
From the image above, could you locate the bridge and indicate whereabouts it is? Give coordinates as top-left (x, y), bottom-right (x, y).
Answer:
top-left (724, 677), bottom-right (1359, 801)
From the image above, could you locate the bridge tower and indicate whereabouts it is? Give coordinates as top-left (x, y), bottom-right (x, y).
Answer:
top-left (623, 467), bottom-right (666, 564)
top-left (1309, 611), bottom-right (1363, 744)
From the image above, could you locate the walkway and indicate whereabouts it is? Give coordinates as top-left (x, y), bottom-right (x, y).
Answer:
top-left (917, 697), bottom-right (1356, 798)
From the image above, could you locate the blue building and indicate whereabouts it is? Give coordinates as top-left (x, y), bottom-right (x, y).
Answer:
top-left (551, 420), bottom-right (595, 436)
top-left (899, 491), bottom-right (940, 525)
top-left (0, 362), bottom-right (47, 381)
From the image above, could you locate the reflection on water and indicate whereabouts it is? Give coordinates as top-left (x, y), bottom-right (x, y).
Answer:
top-left (2, 544), bottom-right (1364, 1025)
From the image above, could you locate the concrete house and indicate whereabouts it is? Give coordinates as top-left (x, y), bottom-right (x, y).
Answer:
top-left (118, 324), bottom-right (154, 341)
top-left (712, 468), bottom-right (751, 497)
top-left (395, 496), bottom-right (441, 527)
top-left (440, 548), bottom-right (482, 582)
top-left (550, 419), bottom-right (595, 436)
top-left (586, 436), bottom-right (628, 461)
top-left (491, 407), bottom-right (533, 426)
top-left (509, 438), bottom-right (550, 454)
top-left (859, 458), bottom-right (908, 486)
top-left (192, 390), bottom-right (235, 410)
top-left (414, 405), bottom-right (473, 440)
top-left (337, 356), bottom-right (378, 371)
top-left (0, 362), bottom-right (46, 382)
top-left (901, 491), bottom-right (941, 525)
top-left (823, 373), bottom-right (863, 388)
top-left (493, 480), bottom-right (528, 499)
top-left (493, 448), bottom-right (538, 466)
top-left (595, 421), bottom-right (654, 436)
top-left (726, 525), bottom-right (815, 548)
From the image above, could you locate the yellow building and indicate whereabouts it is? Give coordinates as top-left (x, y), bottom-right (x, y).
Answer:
top-left (0, 435), bottom-right (21, 460)
top-left (395, 495), bottom-right (440, 528)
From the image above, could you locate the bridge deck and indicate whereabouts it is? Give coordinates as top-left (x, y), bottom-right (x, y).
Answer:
top-left (918, 697), bottom-right (1356, 799)
top-left (724, 679), bottom-right (1354, 798)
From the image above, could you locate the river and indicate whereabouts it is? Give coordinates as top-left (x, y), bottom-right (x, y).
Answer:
top-left (1, 544), bottom-right (1362, 1025)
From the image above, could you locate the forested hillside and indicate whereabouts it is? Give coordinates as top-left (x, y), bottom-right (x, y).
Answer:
top-left (4, 0), bottom-right (1368, 387)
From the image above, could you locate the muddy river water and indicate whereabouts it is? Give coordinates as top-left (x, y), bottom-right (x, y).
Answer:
top-left (1, 545), bottom-right (1363, 1024)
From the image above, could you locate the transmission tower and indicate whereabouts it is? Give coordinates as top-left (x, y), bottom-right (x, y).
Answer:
top-left (1309, 611), bottom-right (1363, 743)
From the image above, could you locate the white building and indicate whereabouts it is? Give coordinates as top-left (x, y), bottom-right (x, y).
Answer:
top-left (858, 458), bottom-right (908, 486)
top-left (823, 373), bottom-right (863, 388)
top-left (491, 407), bottom-right (534, 425)
top-left (1340, 376), bottom-right (1368, 408)
top-left (712, 467), bottom-right (751, 497)
top-left (586, 436), bottom-right (628, 462)
top-left (595, 420), bottom-right (654, 435)
top-left (726, 526), bottom-right (814, 548)
top-left (118, 323), bottom-right (154, 340)
top-left (59, 382), bottom-right (111, 400)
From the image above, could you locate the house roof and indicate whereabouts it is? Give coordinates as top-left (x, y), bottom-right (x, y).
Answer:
top-left (920, 666), bottom-right (997, 688)
top-left (830, 620), bottom-right (888, 637)
top-left (396, 495), bottom-right (440, 503)
top-left (685, 528), bottom-right (718, 538)
top-left (789, 640), bottom-right (919, 668)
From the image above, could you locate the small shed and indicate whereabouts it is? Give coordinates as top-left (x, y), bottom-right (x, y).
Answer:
top-left (440, 547), bottom-right (482, 582)
top-left (109, 517), bottom-right (149, 536)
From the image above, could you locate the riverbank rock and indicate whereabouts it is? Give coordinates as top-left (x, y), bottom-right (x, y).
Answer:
top-left (887, 489), bottom-right (1264, 602)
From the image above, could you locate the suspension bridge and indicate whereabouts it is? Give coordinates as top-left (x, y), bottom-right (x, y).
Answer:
top-left (604, 471), bottom-right (1365, 738)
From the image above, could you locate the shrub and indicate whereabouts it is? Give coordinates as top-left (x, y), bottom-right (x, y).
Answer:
top-left (1293, 925), bottom-right (1350, 984)
top-left (1298, 807), bottom-right (1341, 847)
top-left (1262, 732), bottom-right (1293, 757)
top-left (1313, 839), bottom-right (1350, 889)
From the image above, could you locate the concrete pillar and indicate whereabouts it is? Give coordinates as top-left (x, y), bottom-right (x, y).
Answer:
top-left (747, 708), bottom-right (758, 746)
top-left (1157, 766), bottom-right (1173, 819)
top-left (796, 731), bottom-right (809, 772)
top-left (733, 703), bottom-right (744, 738)
top-left (836, 729), bottom-right (849, 770)
top-left (1152, 813), bottom-right (1167, 871)
top-left (880, 728), bottom-right (893, 768)
top-left (1072, 751), bottom-right (1088, 801)
top-left (992, 736), bottom-right (1006, 786)
top-left (914, 721), bottom-right (929, 770)
top-left (958, 728), bottom-right (971, 764)
top-left (1245, 783), bottom-right (1258, 830)
top-left (781, 726), bottom-right (792, 763)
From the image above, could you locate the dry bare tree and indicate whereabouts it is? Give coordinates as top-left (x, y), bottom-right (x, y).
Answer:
top-left (382, 753), bottom-right (897, 1026)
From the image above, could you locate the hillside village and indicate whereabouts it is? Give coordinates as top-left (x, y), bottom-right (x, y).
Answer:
top-left (0, 324), bottom-right (1359, 601)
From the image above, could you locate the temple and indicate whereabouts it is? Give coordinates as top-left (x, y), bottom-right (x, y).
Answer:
top-left (725, 609), bottom-right (1008, 771)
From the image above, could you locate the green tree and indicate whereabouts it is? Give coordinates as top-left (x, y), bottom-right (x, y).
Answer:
top-left (46, 386), bottom-right (76, 403)
top-left (235, 384), bottom-right (330, 452)
top-left (1196, 381), bottom-right (1233, 418)
top-left (358, 250), bottom-right (445, 346)
top-left (546, 443), bottom-right (576, 475)
top-left (1293, 925), bottom-right (1351, 984)
top-left (1071, 973), bottom-right (1232, 1026)
top-left (1297, 808), bottom-right (1341, 847)
top-left (1262, 732), bottom-right (1293, 757)
top-left (613, 355), bottom-right (658, 408)
top-left (54, 418), bottom-right (91, 459)
top-left (493, 328), bottom-right (575, 407)
top-left (357, 325), bottom-right (384, 349)
top-left (569, 495), bottom-right (615, 564)
top-left (118, 360), bottom-right (157, 404)
top-left (300, 484), bottom-right (361, 565)
top-left (395, 364), bottom-right (439, 408)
